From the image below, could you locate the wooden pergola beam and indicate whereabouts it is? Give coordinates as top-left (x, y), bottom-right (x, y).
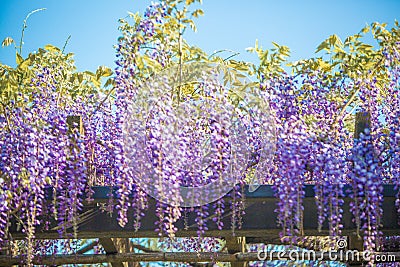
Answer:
top-left (225, 236), bottom-right (248, 267)
top-left (99, 238), bottom-right (139, 267)
top-left (8, 184), bottom-right (398, 241)
top-left (99, 238), bottom-right (124, 267)
top-left (8, 229), bottom-right (400, 240)
top-left (76, 239), bottom-right (99, 254)
top-left (0, 251), bottom-right (399, 266)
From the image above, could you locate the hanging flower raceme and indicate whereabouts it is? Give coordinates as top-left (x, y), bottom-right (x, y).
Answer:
top-left (123, 65), bottom-right (241, 234)
top-left (113, 1), bottom-right (167, 227)
top-left (313, 140), bottom-right (347, 238)
top-left (382, 46), bottom-right (400, 218)
top-left (0, 60), bottom-right (91, 263)
top-left (349, 128), bottom-right (384, 255)
top-left (0, 184), bottom-right (8, 247)
top-left (262, 70), bottom-right (353, 242)
top-left (262, 74), bottom-right (309, 242)
top-left (299, 72), bottom-right (349, 238)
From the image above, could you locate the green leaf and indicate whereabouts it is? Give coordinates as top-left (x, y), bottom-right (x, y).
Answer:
top-left (183, 19), bottom-right (197, 32)
top-left (127, 11), bottom-right (136, 18)
top-left (316, 58), bottom-right (331, 71)
top-left (84, 71), bottom-right (95, 77)
top-left (271, 42), bottom-right (280, 49)
top-left (361, 25), bottom-right (370, 34)
top-left (359, 44), bottom-right (373, 51)
top-left (176, 10), bottom-right (185, 20)
top-left (191, 9), bottom-right (204, 18)
top-left (315, 41), bottom-right (329, 53)
top-left (101, 67), bottom-right (112, 77)
top-left (329, 34), bottom-right (343, 48)
top-left (91, 77), bottom-right (101, 88)
top-left (28, 53), bottom-right (36, 61)
top-left (245, 47), bottom-right (255, 52)
top-left (344, 36), bottom-right (354, 46)
top-left (16, 52), bottom-right (24, 65)
top-left (104, 78), bottom-right (115, 88)
top-left (44, 44), bottom-right (61, 53)
top-left (2, 37), bottom-right (14, 47)
top-left (77, 73), bottom-right (83, 83)
top-left (96, 66), bottom-right (113, 78)
top-left (65, 52), bottom-right (74, 59)
top-left (18, 58), bottom-right (31, 71)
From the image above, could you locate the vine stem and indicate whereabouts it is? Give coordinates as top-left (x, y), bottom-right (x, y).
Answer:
top-left (332, 55), bottom-right (385, 128)
top-left (177, 20), bottom-right (183, 103)
top-left (62, 35), bottom-right (71, 54)
top-left (90, 88), bottom-right (116, 119)
top-left (18, 8), bottom-right (46, 55)
top-left (333, 87), bottom-right (360, 126)
top-left (223, 52), bottom-right (240, 61)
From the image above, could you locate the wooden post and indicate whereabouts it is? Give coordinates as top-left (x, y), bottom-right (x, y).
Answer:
top-left (99, 238), bottom-right (140, 267)
top-left (349, 111), bottom-right (371, 267)
top-left (0, 242), bottom-right (9, 256)
top-left (225, 236), bottom-right (247, 267)
top-left (66, 115), bottom-right (84, 135)
top-left (354, 111), bottom-right (370, 139)
top-left (113, 239), bottom-right (140, 267)
top-left (347, 235), bottom-right (364, 267)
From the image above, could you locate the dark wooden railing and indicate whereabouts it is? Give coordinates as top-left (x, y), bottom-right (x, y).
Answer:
top-left (3, 184), bottom-right (399, 266)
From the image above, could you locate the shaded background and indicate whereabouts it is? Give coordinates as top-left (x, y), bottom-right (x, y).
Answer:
top-left (0, 0), bottom-right (399, 71)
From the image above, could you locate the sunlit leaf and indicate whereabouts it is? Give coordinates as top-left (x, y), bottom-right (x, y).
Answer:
top-left (91, 77), bottom-right (101, 88)
top-left (44, 44), bottom-right (61, 53)
top-left (315, 41), bottom-right (329, 53)
top-left (84, 71), bottom-right (95, 77)
top-left (361, 25), bottom-right (370, 34)
top-left (104, 78), bottom-right (115, 88)
top-left (96, 66), bottom-right (113, 78)
top-left (2, 37), bottom-right (14, 47)
top-left (18, 58), bottom-right (31, 71)
top-left (191, 9), bottom-right (204, 18)
top-left (272, 42), bottom-right (280, 49)
top-left (16, 52), bottom-right (24, 65)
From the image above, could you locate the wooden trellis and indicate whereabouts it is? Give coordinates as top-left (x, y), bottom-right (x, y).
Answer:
top-left (1, 184), bottom-right (399, 266)
top-left (1, 113), bottom-right (399, 266)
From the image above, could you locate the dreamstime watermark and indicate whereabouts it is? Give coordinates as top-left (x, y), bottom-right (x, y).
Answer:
top-left (257, 239), bottom-right (397, 263)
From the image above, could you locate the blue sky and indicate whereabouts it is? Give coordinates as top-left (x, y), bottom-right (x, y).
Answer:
top-left (0, 0), bottom-right (399, 72)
